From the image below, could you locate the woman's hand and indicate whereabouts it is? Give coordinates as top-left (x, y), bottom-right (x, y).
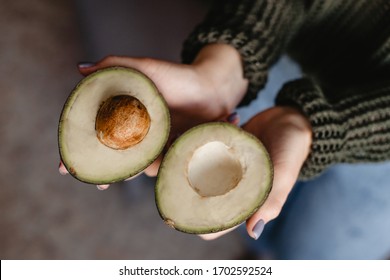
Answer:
top-left (200, 106), bottom-right (312, 240)
top-left (59, 44), bottom-right (248, 187)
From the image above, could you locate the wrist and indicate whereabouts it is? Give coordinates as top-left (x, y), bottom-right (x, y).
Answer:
top-left (191, 44), bottom-right (248, 118)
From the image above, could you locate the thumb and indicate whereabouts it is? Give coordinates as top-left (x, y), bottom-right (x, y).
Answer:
top-left (77, 56), bottom-right (156, 76)
top-left (144, 155), bottom-right (163, 177)
top-left (245, 172), bottom-right (297, 240)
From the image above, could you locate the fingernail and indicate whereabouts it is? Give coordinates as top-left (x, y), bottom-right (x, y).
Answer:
top-left (59, 162), bottom-right (68, 175)
top-left (252, 219), bottom-right (265, 240)
top-left (97, 184), bottom-right (110, 191)
top-left (77, 62), bottom-right (95, 68)
top-left (227, 112), bottom-right (239, 124)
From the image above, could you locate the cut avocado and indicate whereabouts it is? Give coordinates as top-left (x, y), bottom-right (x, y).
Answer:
top-left (58, 67), bottom-right (170, 184)
top-left (155, 122), bottom-right (273, 234)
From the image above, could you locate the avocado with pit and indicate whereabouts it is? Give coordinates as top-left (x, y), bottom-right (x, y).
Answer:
top-left (58, 67), bottom-right (170, 185)
top-left (155, 122), bottom-right (273, 234)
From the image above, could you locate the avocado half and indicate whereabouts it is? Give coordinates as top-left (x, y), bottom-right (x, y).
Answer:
top-left (155, 122), bottom-right (273, 234)
top-left (58, 67), bottom-right (170, 184)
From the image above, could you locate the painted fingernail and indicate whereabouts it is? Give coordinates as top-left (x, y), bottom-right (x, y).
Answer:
top-left (77, 62), bottom-right (95, 68)
top-left (227, 112), bottom-right (240, 124)
top-left (97, 184), bottom-right (110, 191)
top-left (252, 219), bottom-right (265, 240)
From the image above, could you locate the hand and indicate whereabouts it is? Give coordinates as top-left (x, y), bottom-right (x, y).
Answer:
top-left (59, 44), bottom-right (248, 189)
top-left (199, 106), bottom-right (312, 240)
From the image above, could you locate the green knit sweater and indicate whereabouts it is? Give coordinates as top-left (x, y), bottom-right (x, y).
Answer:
top-left (181, 0), bottom-right (390, 179)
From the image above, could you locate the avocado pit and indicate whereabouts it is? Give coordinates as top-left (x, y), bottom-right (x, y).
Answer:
top-left (95, 95), bottom-right (151, 150)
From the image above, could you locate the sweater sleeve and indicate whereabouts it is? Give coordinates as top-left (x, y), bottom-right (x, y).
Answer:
top-left (276, 77), bottom-right (390, 180)
top-left (181, 0), bottom-right (306, 106)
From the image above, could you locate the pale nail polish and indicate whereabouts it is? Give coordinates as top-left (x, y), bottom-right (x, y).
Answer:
top-left (97, 184), bottom-right (110, 191)
top-left (59, 162), bottom-right (68, 175)
top-left (252, 219), bottom-right (265, 240)
top-left (77, 62), bottom-right (95, 68)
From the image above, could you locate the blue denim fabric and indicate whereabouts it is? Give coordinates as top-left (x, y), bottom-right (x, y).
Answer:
top-left (238, 56), bottom-right (390, 259)
top-left (250, 163), bottom-right (390, 259)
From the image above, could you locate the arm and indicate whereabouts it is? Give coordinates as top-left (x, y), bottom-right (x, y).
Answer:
top-left (226, 75), bottom-right (390, 241)
top-left (188, 0), bottom-right (390, 240)
top-left (276, 76), bottom-right (390, 179)
top-left (182, 0), bottom-right (306, 106)
top-left (202, 73), bottom-right (390, 241)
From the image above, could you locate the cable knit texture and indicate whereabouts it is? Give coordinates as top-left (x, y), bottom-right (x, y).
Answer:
top-left (182, 0), bottom-right (390, 179)
top-left (181, 0), bottom-right (305, 106)
top-left (276, 78), bottom-right (390, 179)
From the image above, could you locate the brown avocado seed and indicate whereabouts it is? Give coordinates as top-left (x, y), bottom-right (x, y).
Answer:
top-left (95, 95), bottom-right (151, 150)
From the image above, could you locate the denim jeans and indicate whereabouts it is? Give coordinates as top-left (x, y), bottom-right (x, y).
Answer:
top-left (245, 163), bottom-right (390, 259)
top-left (238, 56), bottom-right (390, 259)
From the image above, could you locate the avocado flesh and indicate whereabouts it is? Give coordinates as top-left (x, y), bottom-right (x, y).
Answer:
top-left (155, 122), bottom-right (273, 234)
top-left (58, 67), bottom-right (170, 184)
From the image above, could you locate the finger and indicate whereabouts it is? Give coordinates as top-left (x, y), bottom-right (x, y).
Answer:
top-left (77, 57), bottom-right (124, 76)
top-left (198, 225), bottom-right (240, 241)
top-left (225, 112), bottom-right (240, 126)
top-left (77, 61), bottom-right (98, 76)
top-left (219, 112), bottom-right (240, 126)
top-left (245, 174), bottom-right (296, 240)
top-left (144, 155), bottom-right (163, 177)
top-left (77, 56), bottom-right (153, 77)
top-left (59, 161), bottom-right (68, 175)
top-left (77, 62), bottom-right (96, 75)
top-left (96, 184), bottom-right (110, 191)
top-left (124, 171), bottom-right (144, 181)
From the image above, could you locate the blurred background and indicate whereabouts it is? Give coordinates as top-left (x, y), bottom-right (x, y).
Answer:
top-left (4, 0), bottom-right (388, 261)
top-left (0, 0), bottom-right (255, 259)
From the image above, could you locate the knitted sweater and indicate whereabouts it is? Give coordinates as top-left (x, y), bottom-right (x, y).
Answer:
top-left (181, 0), bottom-right (390, 179)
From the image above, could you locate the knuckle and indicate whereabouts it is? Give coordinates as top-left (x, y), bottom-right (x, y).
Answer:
top-left (265, 197), bottom-right (285, 220)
